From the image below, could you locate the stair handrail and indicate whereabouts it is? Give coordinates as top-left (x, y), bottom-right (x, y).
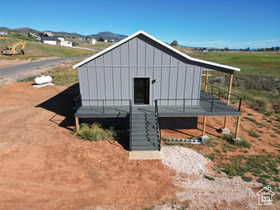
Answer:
top-left (154, 99), bottom-right (161, 150)
top-left (129, 99), bottom-right (132, 151)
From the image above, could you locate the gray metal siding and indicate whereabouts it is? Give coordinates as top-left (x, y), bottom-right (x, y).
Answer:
top-left (78, 35), bottom-right (203, 106)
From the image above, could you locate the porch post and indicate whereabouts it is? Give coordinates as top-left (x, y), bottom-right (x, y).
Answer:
top-left (223, 73), bottom-right (234, 128)
top-left (202, 70), bottom-right (209, 136)
top-left (75, 116), bottom-right (80, 132)
top-left (202, 116), bottom-right (207, 136)
top-left (235, 116), bottom-right (241, 138)
top-left (204, 70), bottom-right (209, 92)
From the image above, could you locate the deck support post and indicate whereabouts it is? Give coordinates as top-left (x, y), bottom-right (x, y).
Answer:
top-left (202, 116), bottom-right (207, 136)
top-left (75, 116), bottom-right (80, 132)
top-left (223, 73), bottom-right (234, 128)
top-left (202, 71), bottom-right (209, 136)
top-left (235, 115), bottom-right (241, 138)
top-left (204, 70), bottom-right (209, 92)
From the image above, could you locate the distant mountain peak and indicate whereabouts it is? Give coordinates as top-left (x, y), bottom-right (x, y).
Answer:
top-left (0, 26), bottom-right (127, 41)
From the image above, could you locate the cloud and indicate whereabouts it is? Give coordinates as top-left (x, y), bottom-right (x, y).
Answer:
top-left (182, 39), bottom-right (280, 49)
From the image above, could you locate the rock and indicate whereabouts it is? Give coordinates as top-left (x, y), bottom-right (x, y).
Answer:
top-left (233, 137), bottom-right (242, 142)
top-left (221, 128), bottom-right (231, 135)
top-left (201, 135), bottom-right (209, 142)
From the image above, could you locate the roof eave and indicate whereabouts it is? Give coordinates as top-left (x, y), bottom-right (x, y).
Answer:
top-left (73, 30), bottom-right (240, 72)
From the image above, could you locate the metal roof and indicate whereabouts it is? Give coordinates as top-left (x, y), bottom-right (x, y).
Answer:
top-left (73, 30), bottom-right (240, 72)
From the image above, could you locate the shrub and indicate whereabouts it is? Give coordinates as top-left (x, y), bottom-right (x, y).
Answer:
top-left (244, 116), bottom-right (265, 128)
top-left (242, 176), bottom-right (253, 182)
top-left (257, 177), bottom-right (268, 186)
top-left (248, 130), bottom-right (261, 138)
top-left (221, 134), bottom-right (251, 148)
top-left (77, 123), bottom-right (116, 141)
top-left (203, 137), bottom-right (218, 147)
top-left (205, 153), bottom-right (216, 160)
top-left (204, 175), bottom-right (215, 181)
top-left (273, 177), bottom-right (280, 182)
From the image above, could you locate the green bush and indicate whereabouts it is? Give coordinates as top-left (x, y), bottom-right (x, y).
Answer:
top-left (204, 175), bottom-right (215, 181)
top-left (248, 130), bottom-right (261, 138)
top-left (242, 176), bottom-right (253, 182)
top-left (77, 123), bottom-right (116, 141)
top-left (273, 177), bottom-right (280, 182)
top-left (221, 134), bottom-right (251, 148)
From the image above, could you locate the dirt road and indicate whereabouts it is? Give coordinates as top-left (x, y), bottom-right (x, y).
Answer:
top-left (0, 56), bottom-right (88, 84)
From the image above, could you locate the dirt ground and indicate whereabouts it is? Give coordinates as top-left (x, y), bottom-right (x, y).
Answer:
top-left (0, 82), bottom-right (279, 209)
top-left (0, 82), bottom-right (177, 210)
top-left (161, 106), bottom-right (280, 156)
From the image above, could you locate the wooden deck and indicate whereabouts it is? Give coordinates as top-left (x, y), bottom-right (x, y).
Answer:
top-left (75, 97), bottom-right (240, 118)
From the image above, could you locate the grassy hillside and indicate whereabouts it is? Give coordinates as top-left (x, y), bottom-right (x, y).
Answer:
top-left (177, 47), bottom-right (280, 77)
top-left (0, 37), bottom-right (93, 60)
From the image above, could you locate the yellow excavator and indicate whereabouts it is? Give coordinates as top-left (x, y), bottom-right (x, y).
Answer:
top-left (1, 41), bottom-right (26, 56)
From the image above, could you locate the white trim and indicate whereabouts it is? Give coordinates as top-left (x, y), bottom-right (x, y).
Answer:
top-left (73, 30), bottom-right (240, 72)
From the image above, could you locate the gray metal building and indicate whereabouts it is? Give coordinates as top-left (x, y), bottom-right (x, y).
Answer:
top-left (73, 31), bottom-right (241, 154)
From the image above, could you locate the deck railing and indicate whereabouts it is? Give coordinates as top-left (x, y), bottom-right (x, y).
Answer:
top-left (209, 85), bottom-right (243, 111)
top-left (155, 96), bottom-right (242, 113)
top-left (82, 99), bottom-right (131, 113)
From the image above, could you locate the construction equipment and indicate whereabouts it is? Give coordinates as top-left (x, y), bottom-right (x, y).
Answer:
top-left (1, 41), bottom-right (26, 56)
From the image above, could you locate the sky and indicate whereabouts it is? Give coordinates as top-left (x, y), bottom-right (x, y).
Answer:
top-left (1, 0), bottom-right (279, 48)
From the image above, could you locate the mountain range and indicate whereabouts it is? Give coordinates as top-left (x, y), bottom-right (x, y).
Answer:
top-left (0, 27), bottom-right (127, 41)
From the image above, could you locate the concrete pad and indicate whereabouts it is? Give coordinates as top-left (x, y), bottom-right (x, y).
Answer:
top-left (221, 127), bottom-right (231, 135)
top-left (129, 150), bottom-right (162, 160)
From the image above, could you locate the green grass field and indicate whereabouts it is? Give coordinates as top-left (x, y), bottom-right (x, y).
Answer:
top-left (0, 37), bottom-right (93, 60)
top-left (178, 47), bottom-right (280, 77)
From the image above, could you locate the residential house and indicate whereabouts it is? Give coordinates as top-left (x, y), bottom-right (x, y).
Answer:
top-left (60, 40), bottom-right (73, 47)
top-left (73, 31), bottom-right (242, 155)
top-left (41, 36), bottom-right (58, 45)
top-left (91, 38), bottom-right (97, 45)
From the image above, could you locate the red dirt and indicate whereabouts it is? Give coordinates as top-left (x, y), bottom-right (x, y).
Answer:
top-left (162, 106), bottom-right (280, 157)
top-left (1, 82), bottom-right (279, 209)
top-left (0, 82), bottom-right (177, 210)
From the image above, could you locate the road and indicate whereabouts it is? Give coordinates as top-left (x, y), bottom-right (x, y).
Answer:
top-left (0, 55), bottom-right (88, 78)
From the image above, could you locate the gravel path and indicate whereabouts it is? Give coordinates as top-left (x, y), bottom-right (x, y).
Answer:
top-left (160, 146), bottom-right (260, 209)
top-left (161, 146), bottom-right (209, 175)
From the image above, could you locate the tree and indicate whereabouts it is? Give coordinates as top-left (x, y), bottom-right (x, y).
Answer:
top-left (170, 40), bottom-right (178, 46)
top-left (98, 37), bottom-right (104, 42)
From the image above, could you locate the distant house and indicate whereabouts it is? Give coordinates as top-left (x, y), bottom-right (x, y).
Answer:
top-left (28, 32), bottom-right (41, 40)
top-left (73, 31), bottom-right (242, 155)
top-left (104, 39), bottom-right (108, 43)
top-left (41, 36), bottom-right (58, 45)
top-left (43, 31), bottom-right (54, 37)
top-left (0, 31), bottom-right (8, 36)
top-left (91, 38), bottom-right (97, 45)
top-left (60, 40), bottom-right (73, 47)
top-left (57, 37), bottom-right (65, 42)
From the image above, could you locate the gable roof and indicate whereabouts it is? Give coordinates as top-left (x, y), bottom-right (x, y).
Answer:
top-left (73, 30), bottom-right (240, 72)
top-left (41, 36), bottom-right (58, 41)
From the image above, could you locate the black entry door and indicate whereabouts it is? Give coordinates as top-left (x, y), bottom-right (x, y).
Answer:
top-left (134, 78), bottom-right (150, 105)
